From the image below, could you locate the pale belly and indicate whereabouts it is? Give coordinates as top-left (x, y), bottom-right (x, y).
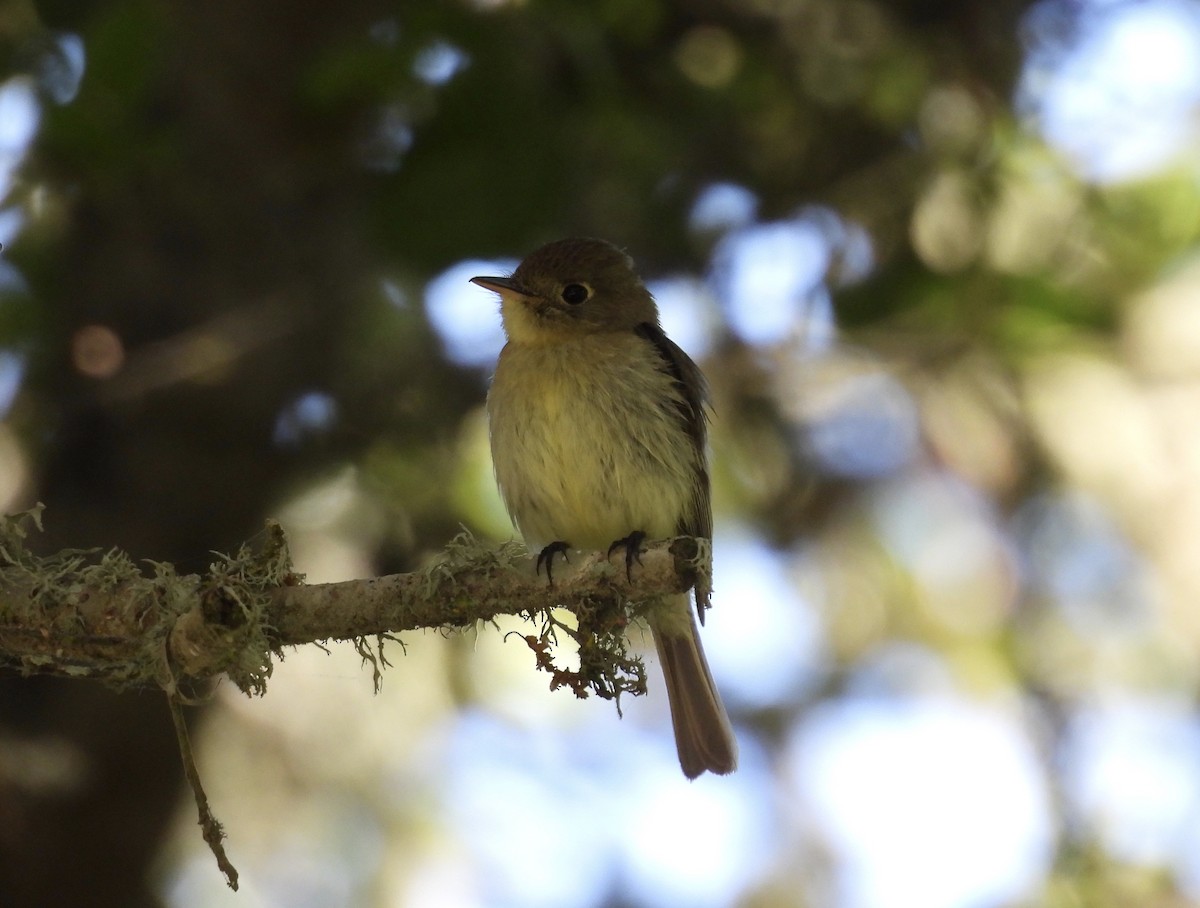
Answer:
top-left (488, 334), bottom-right (696, 551)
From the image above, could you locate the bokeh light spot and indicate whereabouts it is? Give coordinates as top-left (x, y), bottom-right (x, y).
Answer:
top-left (412, 40), bottom-right (470, 85)
top-left (711, 218), bottom-right (832, 346)
top-left (0, 350), bottom-right (25, 418)
top-left (425, 258), bottom-right (513, 367)
top-left (646, 276), bottom-right (717, 360)
top-left (688, 182), bottom-right (758, 234)
top-left (794, 690), bottom-right (1053, 908)
top-left (707, 529), bottom-right (824, 707)
top-left (1019, 0), bottom-right (1200, 181)
top-left (274, 391), bottom-right (338, 447)
top-left (71, 324), bottom-right (124, 379)
top-left (36, 33), bottom-right (86, 105)
top-left (1065, 697), bottom-right (1200, 871)
top-left (674, 26), bottom-right (743, 88)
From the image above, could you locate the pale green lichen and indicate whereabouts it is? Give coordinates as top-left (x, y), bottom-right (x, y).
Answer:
top-left (198, 520), bottom-right (296, 695)
top-left (0, 505), bottom-right (181, 685)
top-left (0, 507), bottom-right (295, 696)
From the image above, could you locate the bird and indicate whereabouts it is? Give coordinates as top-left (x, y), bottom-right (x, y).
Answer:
top-left (472, 237), bottom-right (737, 778)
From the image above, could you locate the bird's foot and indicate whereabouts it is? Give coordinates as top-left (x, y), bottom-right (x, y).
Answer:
top-left (536, 541), bottom-right (571, 586)
top-left (607, 530), bottom-right (647, 583)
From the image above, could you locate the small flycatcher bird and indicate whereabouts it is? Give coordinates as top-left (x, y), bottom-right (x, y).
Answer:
top-left (473, 237), bottom-right (737, 779)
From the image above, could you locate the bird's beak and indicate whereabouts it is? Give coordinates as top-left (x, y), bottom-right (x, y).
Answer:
top-left (470, 275), bottom-right (535, 296)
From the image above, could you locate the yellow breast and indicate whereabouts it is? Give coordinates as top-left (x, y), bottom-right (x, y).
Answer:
top-left (487, 332), bottom-right (696, 550)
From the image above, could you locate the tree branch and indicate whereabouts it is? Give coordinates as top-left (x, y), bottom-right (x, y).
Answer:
top-left (0, 505), bottom-right (710, 889)
top-left (0, 505), bottom-right (709, 698)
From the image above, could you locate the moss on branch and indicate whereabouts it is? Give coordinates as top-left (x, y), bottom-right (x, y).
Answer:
top-left (0, 504), bottom-right (711, 889)
top-left (0, 505), bottom-right (711, 703)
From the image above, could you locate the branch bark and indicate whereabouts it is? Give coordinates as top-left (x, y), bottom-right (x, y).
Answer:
top-left (0, 505), bottom-right (709, 889)
top-left (0, 507), bottom-right (708, 697)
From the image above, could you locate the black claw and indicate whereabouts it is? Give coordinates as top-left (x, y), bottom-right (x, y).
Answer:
top-left (536, 541), bottom-right (571, 586)
top-left (607, 530), bottom-right (647, 583)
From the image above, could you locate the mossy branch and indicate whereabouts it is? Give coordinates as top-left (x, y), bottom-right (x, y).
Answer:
top-left (0, 505), bottom-right (711, 888)
top-left (0, 505), bottom-right (709, 697)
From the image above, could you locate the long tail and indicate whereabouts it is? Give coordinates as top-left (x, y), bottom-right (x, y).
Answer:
top-left (652, 598), bottom-right (737, 779)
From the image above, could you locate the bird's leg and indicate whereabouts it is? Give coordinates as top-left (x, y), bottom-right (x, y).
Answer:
top-left (607, 530), bottom-right (647, 583)
top-left (536, 541), bottom-right (571, 586)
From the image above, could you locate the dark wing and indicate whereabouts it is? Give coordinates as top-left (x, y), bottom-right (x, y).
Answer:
top-left (635, 322), bottom-right (714, 617)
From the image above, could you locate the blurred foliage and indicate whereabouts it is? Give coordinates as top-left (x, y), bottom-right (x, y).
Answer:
top-left (3, 0), bottom-right (1200, 906)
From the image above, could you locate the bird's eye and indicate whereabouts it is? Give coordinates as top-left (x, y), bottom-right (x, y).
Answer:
top-left (561, 283), bottom-right (591, 305)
